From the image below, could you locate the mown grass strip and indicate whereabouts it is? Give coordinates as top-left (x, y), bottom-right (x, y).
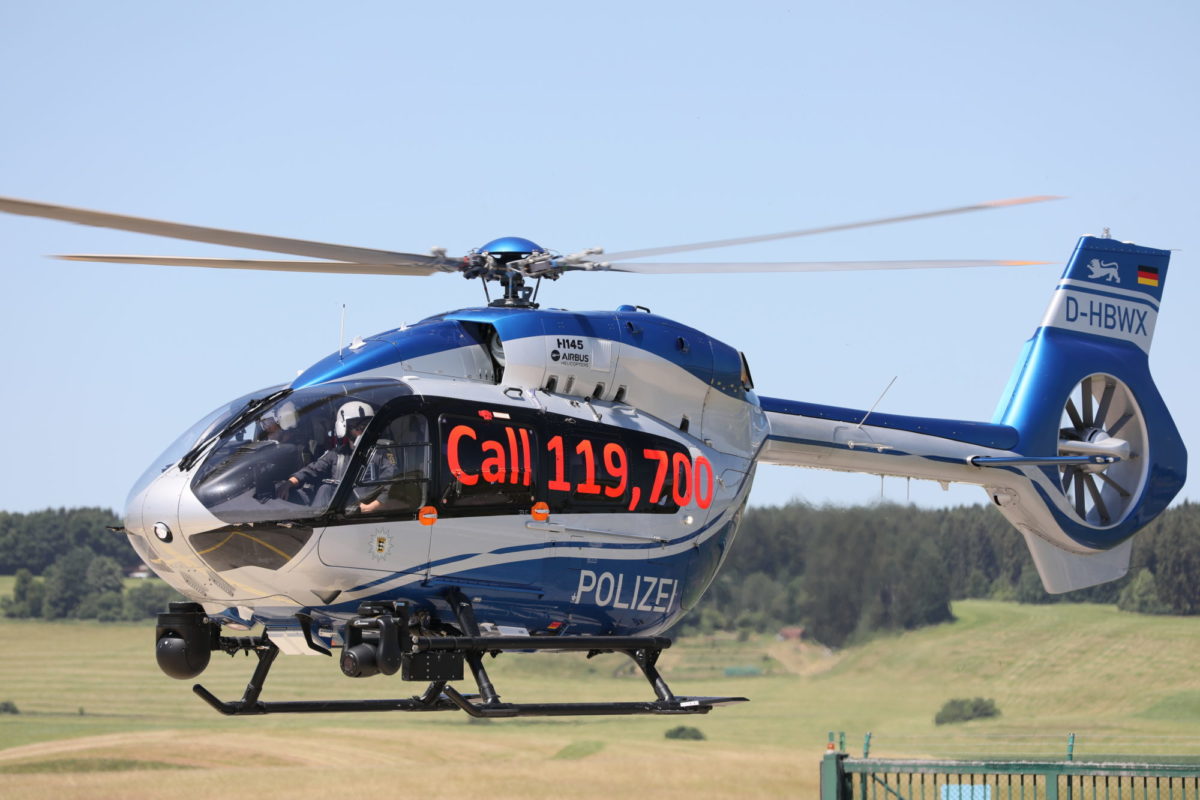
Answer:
top-left (552, 740), bottom-right (605, 760)
top-left (0, 757), bottom-right (195, 774)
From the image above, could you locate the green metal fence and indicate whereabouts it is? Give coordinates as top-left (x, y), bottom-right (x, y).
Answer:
top-left (821, 749), bottom-right (1200, 799)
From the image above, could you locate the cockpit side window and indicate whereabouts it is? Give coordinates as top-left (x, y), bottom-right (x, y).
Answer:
top-left (190, 380), bottom-right (412, 525)
top-left (191, 392), bottom-right (335, 523)
top-left (344, 413), bottom-right (431, 518)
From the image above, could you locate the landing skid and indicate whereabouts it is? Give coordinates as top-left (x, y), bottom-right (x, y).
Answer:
top-left (192, 593), bottom-right (747, 718)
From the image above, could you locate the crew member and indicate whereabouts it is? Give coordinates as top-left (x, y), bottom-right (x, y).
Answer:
top-left (279, 400), bottom-right (389, 512)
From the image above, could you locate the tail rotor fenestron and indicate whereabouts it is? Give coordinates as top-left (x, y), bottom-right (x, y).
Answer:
top-left (1055, 374), bottom-right (1147, 526)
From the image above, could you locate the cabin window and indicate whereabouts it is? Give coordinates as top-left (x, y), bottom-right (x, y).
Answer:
top-left (543, 424), bottom-right (684, 515)
top-left (739, 351), bottom-right (754, 391)
top-left (344, 413), bottom-right (431, 517)
top-left (438, 414), bottom-right (537, 510)
top-left (189, 525), bottom-right (312, 572)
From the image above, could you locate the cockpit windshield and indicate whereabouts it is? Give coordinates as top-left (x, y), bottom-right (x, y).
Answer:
top-left (126, 384), bottom-right (286, 509)
top-left (189, 379), bottom-right (424, 525)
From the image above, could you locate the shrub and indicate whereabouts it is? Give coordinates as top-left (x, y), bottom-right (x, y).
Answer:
top-left (123, 580), bottom-right (184, 620)
top-left (3, 568), bottom-right (44, 618)
top-left (0, 700), bottom-right (19, 715)
top-left (1118, 568), bottom-right (1169, 615)
top-left (75, 591), bottom-right (124, 621)
top-left (664, 725), bottom-right (705, 740)
top-left (935, 697), bottom-right (1000, 725)
top-left (1015, 568), bottom-right (1059, 604)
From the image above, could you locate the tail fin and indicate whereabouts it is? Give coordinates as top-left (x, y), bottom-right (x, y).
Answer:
top-left (991, 235), bottom-right (1186, 591)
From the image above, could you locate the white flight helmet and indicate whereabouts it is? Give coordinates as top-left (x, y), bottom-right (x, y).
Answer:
top-left (335, 400), bottom-right (374, 438)
top-left (261, 401), bottom-right (298, 434)
top-left (275, 401), bottom-right (299, 431)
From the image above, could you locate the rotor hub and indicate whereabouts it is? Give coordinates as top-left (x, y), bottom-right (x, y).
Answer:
top-left (1059, 428), bottom-right (1132, 473)
top-left (463, 237), bottom-right (557, 308)
top-left (477, 236), bottom-right (543, 259)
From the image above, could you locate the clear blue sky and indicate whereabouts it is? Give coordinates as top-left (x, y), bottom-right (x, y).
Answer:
top-left (1, 1), bottom-right (1196, 514)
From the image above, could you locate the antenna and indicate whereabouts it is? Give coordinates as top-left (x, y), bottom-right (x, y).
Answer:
top-left (338, 303), bottom-right (346, 361)
top-left (857, 376), bottom-right (898, 428)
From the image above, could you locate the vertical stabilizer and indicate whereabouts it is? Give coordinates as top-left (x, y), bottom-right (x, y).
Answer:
top-left (991, 236), bottom-right (1185, 590)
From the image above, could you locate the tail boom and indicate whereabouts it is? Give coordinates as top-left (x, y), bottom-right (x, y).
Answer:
top-left (757, 235), bottom-right (1186, 593)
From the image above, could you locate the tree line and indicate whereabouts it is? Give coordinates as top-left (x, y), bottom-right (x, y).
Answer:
top-left (677, 500), bottom-right (1200, 646)
top-left (1, 503), bottom-right (1197, 634)
top-left (0, 508), bottom-right (139, 574)
top-left (0, 508), bottom-right (178, 621)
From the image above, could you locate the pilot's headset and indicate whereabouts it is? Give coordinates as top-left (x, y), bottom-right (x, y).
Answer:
top-left (335, 401), bottom-right (374, 449)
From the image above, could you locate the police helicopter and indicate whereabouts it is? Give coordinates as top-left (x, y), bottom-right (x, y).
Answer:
top-left (0, 195), bottom-right (1186, 719)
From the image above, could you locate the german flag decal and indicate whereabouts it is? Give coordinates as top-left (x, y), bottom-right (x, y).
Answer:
top-left (1138, 265), bottom-right (1160, 287)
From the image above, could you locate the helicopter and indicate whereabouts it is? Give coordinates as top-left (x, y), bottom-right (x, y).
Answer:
top-left (0, 194), bottom-right (1186, 719)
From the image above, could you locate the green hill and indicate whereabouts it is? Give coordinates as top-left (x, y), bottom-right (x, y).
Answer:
top-left (1, 601), bottom-right (1199, 798)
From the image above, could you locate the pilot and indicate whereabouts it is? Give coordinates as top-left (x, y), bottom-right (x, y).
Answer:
top-left (279, 400), bottom-right (391, 512)
top-left (258, 401), bottom-right (298, 444)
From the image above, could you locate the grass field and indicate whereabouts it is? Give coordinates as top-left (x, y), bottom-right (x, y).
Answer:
top-left (2, 601), bottom-right (1199, 798)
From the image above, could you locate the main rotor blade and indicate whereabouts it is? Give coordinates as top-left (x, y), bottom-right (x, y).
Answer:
top-left (56, 254), bottom-right (443, 277)
top-left (592, 258), bottom-right (1047, 275)
top-left (602, 196), bottom-right (1062, 261)
top-left (0, 196), bottom-right (454, 268)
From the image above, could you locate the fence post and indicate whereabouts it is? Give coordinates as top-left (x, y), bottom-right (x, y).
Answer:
top-left (820, 750), bottom-right (850, 800)
top-left (1045, 767), bottom-right (1060, 800)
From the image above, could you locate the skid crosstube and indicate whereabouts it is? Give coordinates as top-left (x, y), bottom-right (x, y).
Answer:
top-left (191, 593), bottom-right (748, 718)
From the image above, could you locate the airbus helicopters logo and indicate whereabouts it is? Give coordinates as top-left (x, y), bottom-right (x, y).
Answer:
top-left (549, 337), bottom-right (591, 367)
